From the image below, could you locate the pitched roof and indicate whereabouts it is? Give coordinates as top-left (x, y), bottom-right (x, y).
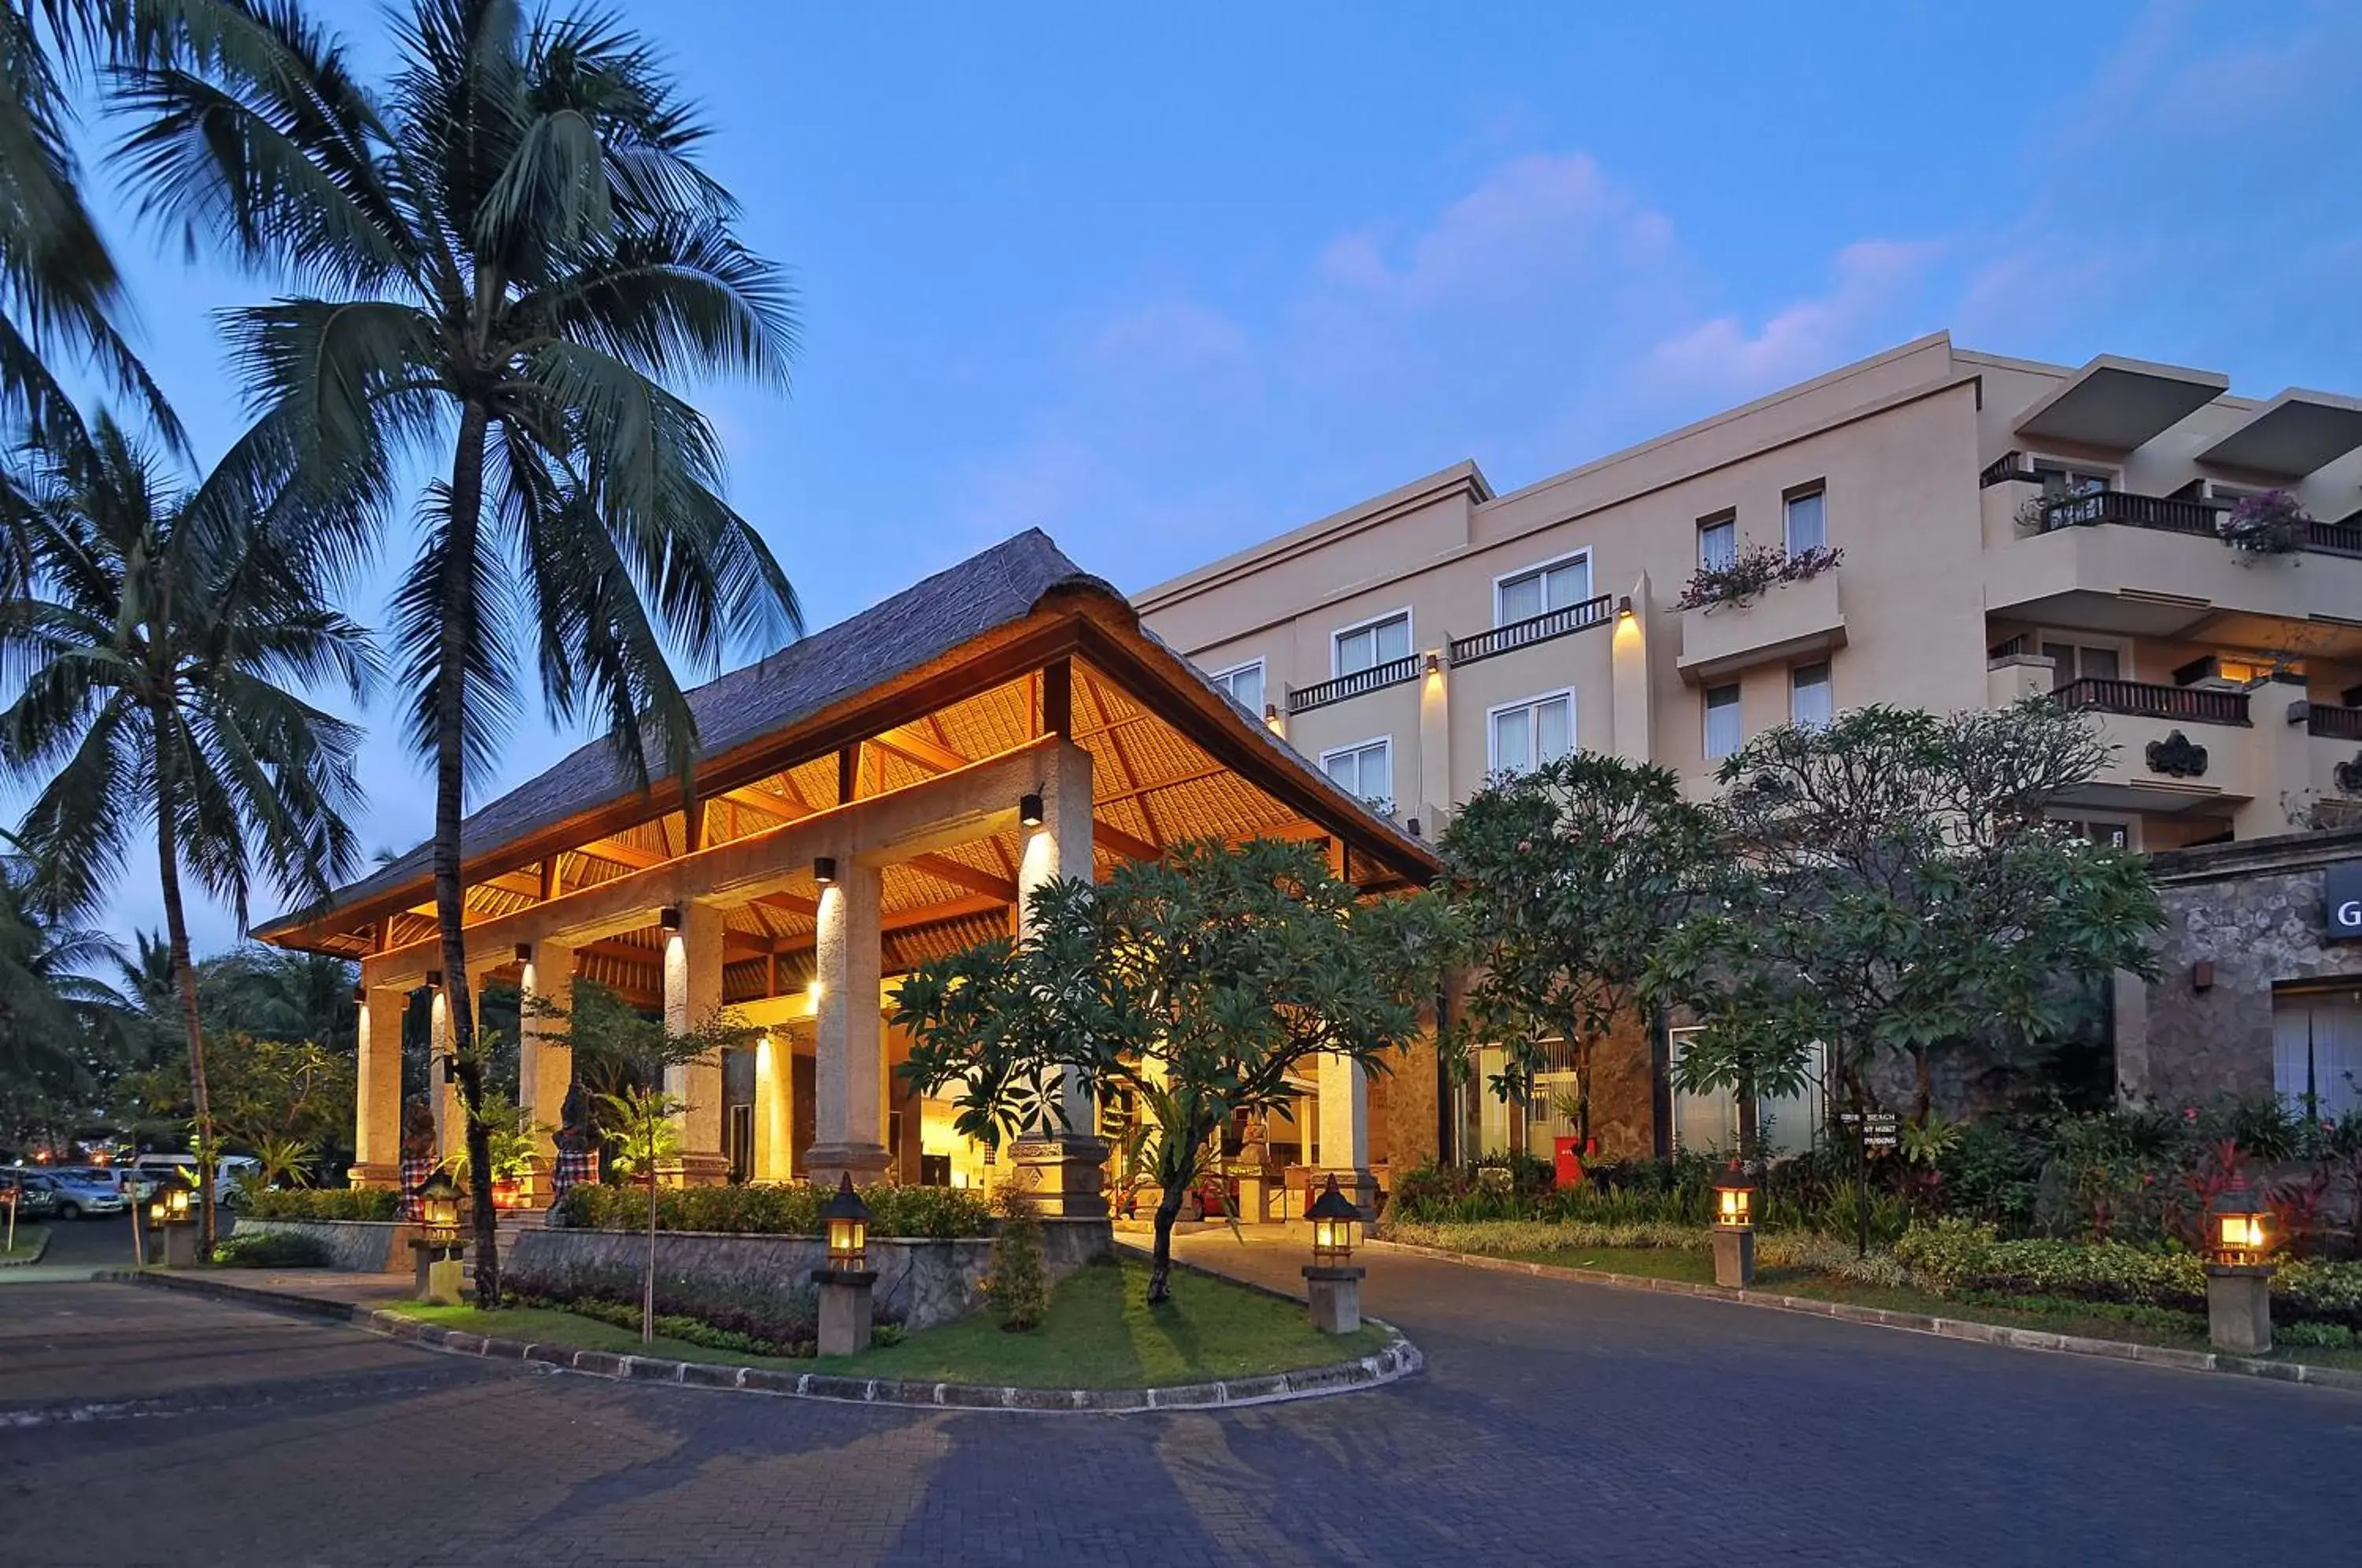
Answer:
top-left (274, 529), bottom-right (1430, 934)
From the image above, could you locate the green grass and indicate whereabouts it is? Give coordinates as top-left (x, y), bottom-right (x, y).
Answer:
top-left (3, 1223), bottom-right (46, 1259)
top-left (392, 1258), bottom-right (1382, 1389)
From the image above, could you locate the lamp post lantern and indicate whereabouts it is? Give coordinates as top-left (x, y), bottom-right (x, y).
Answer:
top-left (1710, 1162), bottom-right (1757, 1288)
top-left (811, 1174), bottom-right (877, 1355)
top-left (411, 1168), bottom-right (467, 1304)
top-left (1302, 1175), bottom-right (1368, 1333)
top-left (156, 1182), bottom-right (200, 1267)
top-left (2203, 1175), bottom-right (2275, 1354)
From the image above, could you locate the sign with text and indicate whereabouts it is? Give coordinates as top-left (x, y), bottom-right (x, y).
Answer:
top-left (2328, 863), bottom-right (2362, 943)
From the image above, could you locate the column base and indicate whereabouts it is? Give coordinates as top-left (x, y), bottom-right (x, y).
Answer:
top-left (804, 1143), bottom-right (892, 1189)
top-left (2205, 1263), bottom-right (2274, 1355)
top-left (161, 1225), bottom-right (201, 1268)
top-left (1008, 1134), bottom-right (1110, 1219)
top-left (657, 1152), bottom-right (733, 1189)
top-left (1319, 1167), bottom-right (1379, 1219)
top-left (346, 1163), bottom-right (402, 1191)
top-left (1302, 1266), bottom-right (1366, 1334)
top-left (1712, 1226), bottom-right (1757, 1289)
top-left (813, 1268), bottom-right (877, 1356)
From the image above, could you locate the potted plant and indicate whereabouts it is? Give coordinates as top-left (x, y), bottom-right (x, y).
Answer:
top-left (2217, 490), bottom-right (2309, 557)
top-left (1675, 541), bottom-right (1846, 612)
top-left (453, 1092), bottom-right (546, 1211)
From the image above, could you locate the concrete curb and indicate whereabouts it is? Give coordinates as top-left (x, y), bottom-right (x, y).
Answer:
top-left (0, 1226), bottom-right (50, 1267)
top-left (1365, 1238), bottom-right (2362, 1396)
top-left (102, 1267), bottom-right (1422, 1415)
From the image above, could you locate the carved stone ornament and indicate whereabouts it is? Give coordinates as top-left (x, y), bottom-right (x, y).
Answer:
top-left (2145, 730), bottom-right (2208, 778)
top-left (2335, 751), bottom-right (2362, 795)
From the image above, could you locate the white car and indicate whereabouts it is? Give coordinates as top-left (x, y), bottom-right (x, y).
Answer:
top-left (126, 1154), bottom-right (260, 1206)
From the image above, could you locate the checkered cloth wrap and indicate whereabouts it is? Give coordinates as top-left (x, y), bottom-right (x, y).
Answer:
top-left (398, 1155), bottom-right (435, 1222)
top-left (552, 1148), bottom-right (596, 1202)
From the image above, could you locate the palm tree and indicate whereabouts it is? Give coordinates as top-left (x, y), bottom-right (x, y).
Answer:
top-left (117, 0), bottom-right (799, 1303)
top-left (0, 412), bottom-right (372, 1247)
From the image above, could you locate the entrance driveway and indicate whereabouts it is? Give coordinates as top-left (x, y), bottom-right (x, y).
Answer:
top-left (0, 1233), bottom-right (2353, 1566)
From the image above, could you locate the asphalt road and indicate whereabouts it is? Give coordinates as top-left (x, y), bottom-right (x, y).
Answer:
top-left (0, 1230), bottom-right (2354, 1566)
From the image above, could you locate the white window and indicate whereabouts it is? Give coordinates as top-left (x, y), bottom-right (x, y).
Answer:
top-left (1207, 660), bottom-right (1264, 714)
top-left (1495, 552), bottom-right (1592, 626)
top-left (1704, 683), bottom-right (1742, 760)
top-left (1490, 692), bottom-right (1575, 776)
top-left (1790, 662), bottom-right (1832, 729)
top-left (2275, 992), bottom-right (2362, 1120)
top-left (1698, 516), bottom-right (1736, 570)
top-left (1320, 738), bottom-right (1392, 808)
top-left (1668, 1029), bottom-right (1827, 1157)
top-left (1783, 490), bottom-right (1827, 556)
top-left (1333, 612), bottom-right (1412, 677)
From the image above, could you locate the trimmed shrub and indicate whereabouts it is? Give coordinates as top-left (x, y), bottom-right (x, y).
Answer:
top-left (211, 1230), bottom-right (334, 1267)
top-left (241, 1188), bottom-right (401, 1222)
top-left (554, 1181), bottom-right (992, 1238)
top-left (987, 1192), bottom-right (1049, 1331)
top-left (502, 1257), bottom-right (819, 1352)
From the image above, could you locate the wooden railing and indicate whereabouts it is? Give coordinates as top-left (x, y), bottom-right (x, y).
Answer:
top-left (2053, 678), bottom-right (2251, 727)
top-left (1287, 654), bottom-right (1422, 716)
top-left (1979, 450), bottom-right (2039, 487)
top-left (2308, 704), bottom-right (2362, 741)
top-left (2309, 518), bottom-right (2362, 557)
top-left (1449, 594), bottom-right (1613, 667)
top-left (2041, 490), bottom-right (2219, 538)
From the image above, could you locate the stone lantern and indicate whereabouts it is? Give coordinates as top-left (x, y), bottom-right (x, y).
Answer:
top-left (812, 1174), bottom-right (877, 1356)
top-left (410, 1168), bottom-right (466, 1305)
top-left (1710, 1162), bottom-right (1756, 1289)
top-left (2203, 1176), bottom-right (2275, 1355)
top-left (1301, 1175), bottom-right (1367, 1334)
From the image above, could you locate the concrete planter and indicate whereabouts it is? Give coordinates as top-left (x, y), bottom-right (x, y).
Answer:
top-left (228, 1216), bottom-right (423, 1273)
top-left (510, 1218), bottom-right (1110, 1335)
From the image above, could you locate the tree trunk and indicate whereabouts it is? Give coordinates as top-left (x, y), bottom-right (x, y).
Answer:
top-left (1147, 1181), bottom-right (1187, 1305)
top-left (154, 794), bottom-right (215, 1256)
top-left (1735, 1073), bottom-right (1759, 1168)
top-left (434, 402), bottom-right (499, 1307)
top-left (1911, 1049), bottom-right (1934, 1126)
top-left (1573, 1036), bottom-right (1593, 1153)
top-left (643, 1142), bottom-right (658, 1342)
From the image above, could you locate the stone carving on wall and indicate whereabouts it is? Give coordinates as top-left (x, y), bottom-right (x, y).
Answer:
top-left (2146, 730), bottom-right (2208, 778)
top-left (2335, 751), bottom-right (2362, 795)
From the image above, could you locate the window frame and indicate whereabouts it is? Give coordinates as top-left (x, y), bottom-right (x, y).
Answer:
top-left (1782, 484), bottom-right (1828, 557)
top-left (1703, 681), bottom-right (1743, 760)
top-left (1317, 735), bottom-right (1394, 808)
top-left (1486, 687), bottom-right (1579, 776)
top-left (1490, 549), bottom-right (1594, 629)
top-left (1329, 606), bottom-right (1416, 679)
top-left (1205, 657), bottom-right (1267, 713)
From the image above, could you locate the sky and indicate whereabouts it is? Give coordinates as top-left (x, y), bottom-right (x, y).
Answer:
top-left (34, 0), bottom-right (2362, 956)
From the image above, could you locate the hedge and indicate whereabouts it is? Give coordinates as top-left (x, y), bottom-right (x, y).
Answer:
top-left (554, 1180), bottom-right (993, 1238)
top-left (240, 1188), bottom-right (402, 1222)
top-left (1895, 1221), bottom-right (2362, 1327)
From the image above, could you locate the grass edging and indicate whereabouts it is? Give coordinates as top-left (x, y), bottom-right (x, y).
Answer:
top-left (0, 1226), bottom-right (50, 1267)
top-left (1366, 1237), bottom-right (2362, 1396)
top-left (100, 1267), bottom-right (1420, 1415)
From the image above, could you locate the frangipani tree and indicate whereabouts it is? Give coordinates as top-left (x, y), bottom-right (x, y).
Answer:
top-left (895, 837), bottom-right (1452, 1305)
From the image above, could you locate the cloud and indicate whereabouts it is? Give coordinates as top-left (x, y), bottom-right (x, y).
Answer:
top-left (1646, 239), bottom-right (1943, 399)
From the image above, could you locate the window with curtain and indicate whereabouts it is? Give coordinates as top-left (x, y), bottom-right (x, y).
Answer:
top-left (1791, 662), bottom-right (1832, 728)
top-left (1321, 739), bottom-right (1392, 808)
top-left (1490, 693), bottom-right (1575, 775)
top-left (1704, 683), bottom-right (1742, 759)
top-left (1496, 556), bottom-right (1591, 626)
top-left (1209, 660), bottom-right (1264, 713)
top-left (1698, 516), bottom-right (1736, 570)
top-left (1784, 490), bottom-right (1827, 555)
top-left (1335, 613), bottom-right (1411, 675)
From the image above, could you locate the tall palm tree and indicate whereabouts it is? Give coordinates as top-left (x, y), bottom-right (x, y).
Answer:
top-left (117, 0), bottom-right (799, 1303)
top-left (0, 412), bottom-right (372, 1246)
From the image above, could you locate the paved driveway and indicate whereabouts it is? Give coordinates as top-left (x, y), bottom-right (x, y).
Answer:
top-left (1, 1234), bottom-right (2354, 1567)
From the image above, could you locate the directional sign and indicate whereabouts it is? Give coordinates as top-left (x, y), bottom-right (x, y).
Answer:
top-left (1861, 1111), bottom-right (1901, 1153)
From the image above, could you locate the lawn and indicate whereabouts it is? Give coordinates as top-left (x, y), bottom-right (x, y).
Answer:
top-left (393, 1257), bottom-right (1383, 1389)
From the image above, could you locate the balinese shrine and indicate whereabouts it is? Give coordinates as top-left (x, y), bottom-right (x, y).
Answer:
top-left (257, 532), bottom-right (1442, 1217)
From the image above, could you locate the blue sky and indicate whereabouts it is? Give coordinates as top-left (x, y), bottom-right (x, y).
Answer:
top-left (45, 0), bottom-right (2362, 954)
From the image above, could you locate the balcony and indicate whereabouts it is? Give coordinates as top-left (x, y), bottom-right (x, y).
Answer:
top-left (1287, 654), bottom-right (1421, 716)
top-left (2306, 703), bottom-right (2362, 742)
top-left (1676, 569), bottom-right (1846, 684)
top-left (1449, 594), bottom-right (1612, 667)
top-left (2045, 683), bottom-right (2255, 817)
top-left (2038, 490), bottom-right (2362, 557)
top-left (2053, 678), bottom-right (2251, 727)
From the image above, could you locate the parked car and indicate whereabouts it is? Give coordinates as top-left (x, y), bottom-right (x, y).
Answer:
top-left (127, 1153), bottom-right (259, 1206)
top-left (45, 1167), bottom-right (128, 1220)
top-left (2, 1170), bottom-right (61, 1219)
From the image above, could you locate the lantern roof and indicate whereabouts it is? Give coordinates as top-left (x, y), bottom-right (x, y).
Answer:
top-left (821, 1170), bottom-right (870, 1224)
top-left (1307, 1174), bottom-right (1361, 1222)
top-left (1712, 1161), bottom-right (1755, 1194)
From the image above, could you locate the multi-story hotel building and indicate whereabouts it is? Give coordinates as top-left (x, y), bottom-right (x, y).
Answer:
top-left (1136, 331), bottom-right (2362, 1156)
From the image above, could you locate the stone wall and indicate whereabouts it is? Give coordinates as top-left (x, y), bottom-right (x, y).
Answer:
top-left (228, 1217), bottom-right (420, 1273)
top-left (2120, 827), bottom-right (2362, 1108)
top-left (507, 1219), bottom-right (1110, 1335)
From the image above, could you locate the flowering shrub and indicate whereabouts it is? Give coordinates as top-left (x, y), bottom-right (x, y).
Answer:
top-left (2217, 489), bottom-right (2309, 554)
top-left (1674, 542), bottom-right (1844, 612)
top-left (554, 1180), bottom-right (993, 1237)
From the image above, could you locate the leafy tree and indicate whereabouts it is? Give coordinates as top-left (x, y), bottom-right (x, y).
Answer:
top-left (1440, 753), bottom-right (1719, 1151)
top-left (1655, 701), bottom-right (2164, 1147)
top-left (195, 942), bottom-right (357, 1045)
top-left (897, 838), bottom-right (1452, 1305)
top-left (120, 0), bottom-right (800, 1302)
top-left (0, 849), bottom-right (124, 1153)
top-left (0, 412), bottom-right (371, 1246)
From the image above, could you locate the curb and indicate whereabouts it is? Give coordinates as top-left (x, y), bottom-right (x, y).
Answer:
top-left (1365, 1238), bottom-right (2362, 1396)
top-left (101, 1268), bottom-right (1422, 1415)
top-left (0, 1228), bottom-right (50, 1268)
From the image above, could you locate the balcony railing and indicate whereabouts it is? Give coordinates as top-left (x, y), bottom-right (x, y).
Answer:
top-left (1449, 594), bottom-right (1613, 667)
top-left (2041, 490), bottom-right (2219, 538)
top-left (2308, 703), bottom-right (2362, 741)
top-left (2309, 517), bottom-right (2362, 557)
top-left (1287, 653), bottom-right (1421, 716)
top-left (2053, 677), bottom-right (2251, 727)
top-left (1979, 450), bottom-right (2040, 487)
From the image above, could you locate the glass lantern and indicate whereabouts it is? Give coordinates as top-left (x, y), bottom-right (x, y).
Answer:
top-left (418, 1169), bottom-right (462, 1248)
top-left (165, 1185), bottom-right (192, 1224)
top-left (822, 1172), bottom-right (870, 1270)
top-left (1308, 1175), bottom-right (1361, 1267)
top-left (2208, 1178), bottom-right (2271, 1267)
top-left (1712, 1163), bottom-right (1755, 1230)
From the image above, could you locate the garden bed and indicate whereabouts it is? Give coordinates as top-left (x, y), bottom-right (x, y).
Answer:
top-left (2, 1223), bottom-right (49, 1264)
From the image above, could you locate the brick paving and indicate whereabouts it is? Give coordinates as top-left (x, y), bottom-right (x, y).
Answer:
top-left (1, 1230), bottom-right (2356, 1566)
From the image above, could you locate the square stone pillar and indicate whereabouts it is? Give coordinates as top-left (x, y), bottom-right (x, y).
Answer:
top-left (517, 942), bottom-right (574, 1195)
top-left (2205, 1263), bottom-right (2274, 1355)
top-left (808, 863), bottom-right (890, 1186)
top-left (753, 1029), bottom-right (796, 1182)
top-left (350, 987), bottom-right (404, 1187)
top-left (1318, 1050), bottom-right (1376, 1214)
top-left (662, 902), bottom-right (730, 1186)
top-left (1006, 741), bottom-right (1108, 1217)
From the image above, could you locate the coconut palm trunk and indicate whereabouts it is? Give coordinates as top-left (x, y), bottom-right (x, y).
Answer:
top-left (151, 771), bottom-right (216, 1253)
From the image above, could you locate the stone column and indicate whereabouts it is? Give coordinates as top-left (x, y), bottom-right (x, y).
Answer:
top-left (753, 1028), bottom-right (796, 1182)
top-left (429, 983), bottom-right (461, 1163)
top-left (517, 941), bottom-right (574, 1196)
top-left (808, 863), bottom-right (890, 1186)
top-left (662, 901), bottom-right (730, 1185)
top-left (350, 987), bottom-right (404, 1187)
top-left (1008, 741), bottom-right (1109, 1217)
top-left (1317, 1050), bottom-right (1376, 1214)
